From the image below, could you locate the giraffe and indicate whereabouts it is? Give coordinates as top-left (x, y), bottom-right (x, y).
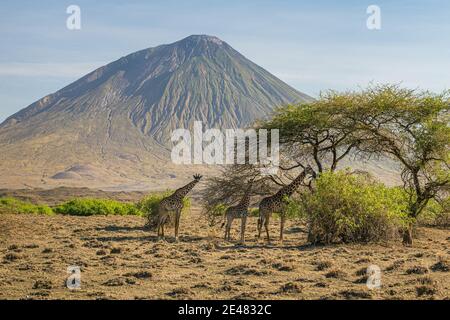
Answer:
top-left (257, 167), bottom-right (312, 243)
top-left (155, 174), bottom-right (202, 241)
top-left (221, 181), bottom-right (253, 243)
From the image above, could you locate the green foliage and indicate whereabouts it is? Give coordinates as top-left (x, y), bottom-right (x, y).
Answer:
top-left (351, 85), bottom-right (450, 221)
top-left (300, 171), bottom-right (411, 244)
top-left (418, 197), bottom-right (450, 228)
top-left (203, 203), bottom-right (228, 226)
top-left (283, 195), bottom-right (307, 220)
top-left (0, 197), bottom-right (54, 215)
top-left (54, 198), bottom-right (143, 216)
top-left (248, 207), bottom-right (259, 217)
top-left (259, 93), bottom-right (362, 174)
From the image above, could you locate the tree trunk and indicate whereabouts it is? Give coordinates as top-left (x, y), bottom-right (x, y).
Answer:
top-left (403, 201), bottom-right (420, 246)
top-left (402, 225), bottom-right (413, 246)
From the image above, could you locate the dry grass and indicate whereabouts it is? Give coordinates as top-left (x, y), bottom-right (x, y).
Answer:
top-left (0, 208), bottom-right (449, 300)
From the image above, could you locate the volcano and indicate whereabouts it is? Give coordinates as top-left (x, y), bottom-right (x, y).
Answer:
top-left (0, 35), bottom-right (311, 190)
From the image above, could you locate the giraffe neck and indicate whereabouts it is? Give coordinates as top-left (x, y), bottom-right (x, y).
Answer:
top-left (173, 179), bottom-right (198, 199)
top-left (238, 192), bottom-right (251, 208)
top-left (276, 171), bottom-right (306, 198)
top-left (238, 183), bottom-right (253, 208)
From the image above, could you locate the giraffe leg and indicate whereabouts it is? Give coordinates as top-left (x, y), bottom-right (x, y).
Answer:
top-left (224, 216), bottom-right (228, 240)
top-left (280, 214), bottom-right (286, 243)
top-left (157, 210), bottom-right (167, 240)
top-left (174, 209), bottom-right (181, 242)
top-left (225, 215), bottom-right (231, 240)
top-left (264, 213), bottom-right (271, 243)
top-left (226, 217), bottom-right (233, 241)
top-left (156, 216), bottom-right (163, 240)
top-left (240, 216), bottom-right (247, 244)
top-left (257, 215), bottom-right (262, 240)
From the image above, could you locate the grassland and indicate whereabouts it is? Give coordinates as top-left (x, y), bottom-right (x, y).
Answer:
top-left (1, 205), bottom-right (448, 300)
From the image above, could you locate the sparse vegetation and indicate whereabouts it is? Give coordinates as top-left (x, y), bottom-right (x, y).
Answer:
top-left (418, 197), bottom-right (450, 228)
top-left (54, 198), bottom-right (143, 216)
top-left (1, 207), bottom-right (449, 299)
top-left (0, 192), bottom-right (195, 222)
top-left (431, 258), bottom-right (449, 272)
top-left (325, 269), bottom-right (347, 279)
top-left (202, 203), bottom-right (227, 227)
top-left (315, 260), bottom-right (333, 271)
top-left (416, 285), bottom-right (437, 297)
top-left (0, 197), bottom-right (54, 215)
top-left (406, 266), bottom-right (429, 275)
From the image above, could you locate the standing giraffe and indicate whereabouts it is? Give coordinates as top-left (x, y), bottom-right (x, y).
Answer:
top-left (257, 167), bottom-right (312, 243)
top-left (222, 181), bottom-right (253, 243)
top-left (155, 174), bottom-right (202, 241)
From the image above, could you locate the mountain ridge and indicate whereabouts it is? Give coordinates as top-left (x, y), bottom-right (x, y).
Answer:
top-left (0, 35), bottom-right (311, 190)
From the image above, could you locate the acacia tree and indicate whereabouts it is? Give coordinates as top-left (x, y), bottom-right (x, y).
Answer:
top-left (260, 91), bottom-right (369, 180)
top-left (351, 85), bottom-right (450, 245)
top-left (202, 92), bottom-right (368, 219)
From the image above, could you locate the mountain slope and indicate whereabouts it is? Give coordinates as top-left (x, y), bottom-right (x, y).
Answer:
top-left (0, 35), bottom-right (311, 190)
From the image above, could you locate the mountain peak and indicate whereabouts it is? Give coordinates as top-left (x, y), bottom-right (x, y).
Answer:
top-left (180, 35), bottom-right (224, 45)
top-left (175, 35), bottom-right (226, 52)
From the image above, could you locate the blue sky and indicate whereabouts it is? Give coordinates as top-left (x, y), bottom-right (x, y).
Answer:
top-left (1, 0), bottom-right (449, 122)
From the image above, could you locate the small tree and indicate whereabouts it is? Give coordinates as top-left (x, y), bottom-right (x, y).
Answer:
top-left (352, 85), bottom-right (450, 245)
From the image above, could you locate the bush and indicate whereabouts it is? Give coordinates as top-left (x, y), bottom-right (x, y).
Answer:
top-left (136, 191), bottom-right (191, 229)
top-left (418, 197), bottom-right (450, 228)
top-left (202, 203), bottom-right (227, 227)
top-left (283, 195), bottom-right (307, 220)
top-left (299, 171), bottom-right (410, 244)
top-left (249, 207), bottom-right (259, 217)
top-left (0, 197), bottom-right (54, 215)
top-left (54, 198), bottom-right (143, 216)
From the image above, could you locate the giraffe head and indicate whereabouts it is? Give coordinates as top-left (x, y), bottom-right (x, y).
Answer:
top-left (304, 165), bottom-right (314, 176)
top-left (193, 174), bottom-right (203, 182)
top-left (246, 177), bottom-right (256, 190)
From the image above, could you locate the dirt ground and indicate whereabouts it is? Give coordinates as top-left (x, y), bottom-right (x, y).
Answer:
top-left (0, 209), bottom-right (449, 300)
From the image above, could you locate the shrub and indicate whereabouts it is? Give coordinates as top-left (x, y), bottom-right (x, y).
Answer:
top-left (418, 197), bottom-right (449, 228)
top-left (299, 171), bottom-right (410, 244)
top-left (202, 203), bottom-right (227, 227)
top-left (54, 198), bottom-right (142, 216)
top-left (249, 207), bottom-right (259, 217)
top-left (136, 191), bottom-right (191, 229)
top-left (0, 197), bottom-right (54, 215)
top-left (283, 195), bottom-right (307, 220)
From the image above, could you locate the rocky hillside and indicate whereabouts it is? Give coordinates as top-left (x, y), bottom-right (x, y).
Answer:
top-left (0, 35), bottom-right (311, 190)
